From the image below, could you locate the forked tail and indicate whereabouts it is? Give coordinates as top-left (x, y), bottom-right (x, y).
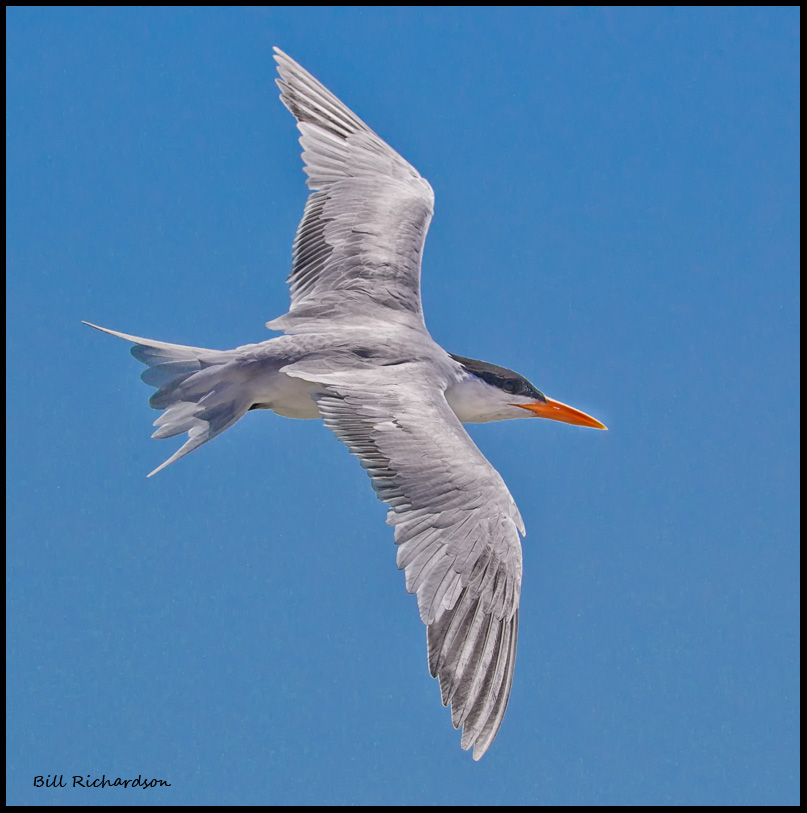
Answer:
top-left (83, 322), bottom-right (253, 476)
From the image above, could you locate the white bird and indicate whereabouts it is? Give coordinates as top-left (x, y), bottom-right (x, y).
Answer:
top-left (85, 48), bottom-right (606, 760)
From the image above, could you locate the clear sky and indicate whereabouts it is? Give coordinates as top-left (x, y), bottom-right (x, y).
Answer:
top-left (6, 7), bottom-right (799, 806)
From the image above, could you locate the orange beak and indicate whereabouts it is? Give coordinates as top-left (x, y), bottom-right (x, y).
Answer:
top-left (511, 398), bottom-right (607, 430)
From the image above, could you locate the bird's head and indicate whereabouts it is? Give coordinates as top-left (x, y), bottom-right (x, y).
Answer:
top-left (446, 354), bottom-right (607, 429)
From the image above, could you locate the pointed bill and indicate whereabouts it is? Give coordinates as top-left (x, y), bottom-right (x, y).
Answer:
top-left (512, 397), bottom-right (607, 430)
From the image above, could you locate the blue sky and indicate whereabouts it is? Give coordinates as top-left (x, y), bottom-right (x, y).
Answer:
top-left (7, 7), bottom-right (799, 805)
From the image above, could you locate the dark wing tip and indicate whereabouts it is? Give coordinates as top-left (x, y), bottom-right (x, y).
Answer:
top-left (271, 46), bottom-right (369, 141)
top-left (427, 590), bottom-right (519, 760)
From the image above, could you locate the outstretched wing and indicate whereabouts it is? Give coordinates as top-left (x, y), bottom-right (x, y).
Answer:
top-left (286, 361), bottom-right (524, 759)
top-left (269, 48), bottom-right (435, 332)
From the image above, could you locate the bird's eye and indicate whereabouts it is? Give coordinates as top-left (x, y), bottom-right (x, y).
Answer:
top-left (503, 380), bottom-right (519, 394)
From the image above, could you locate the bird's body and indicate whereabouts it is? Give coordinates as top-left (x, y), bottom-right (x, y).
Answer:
top-left (86, 48), bottom-right (605, 759)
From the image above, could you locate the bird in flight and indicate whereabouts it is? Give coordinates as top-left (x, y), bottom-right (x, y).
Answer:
top-left (85, 48), bottom-right (606, 759)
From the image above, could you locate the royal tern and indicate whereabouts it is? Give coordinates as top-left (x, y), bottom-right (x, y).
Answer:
top-left (85, 48), bottom-right (606, 759)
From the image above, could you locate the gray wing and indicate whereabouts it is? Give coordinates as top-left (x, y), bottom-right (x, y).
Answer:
top-left (269, 48), bottom-right (435, 332)
top-left (285, 361), bottom-right (524, 759)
